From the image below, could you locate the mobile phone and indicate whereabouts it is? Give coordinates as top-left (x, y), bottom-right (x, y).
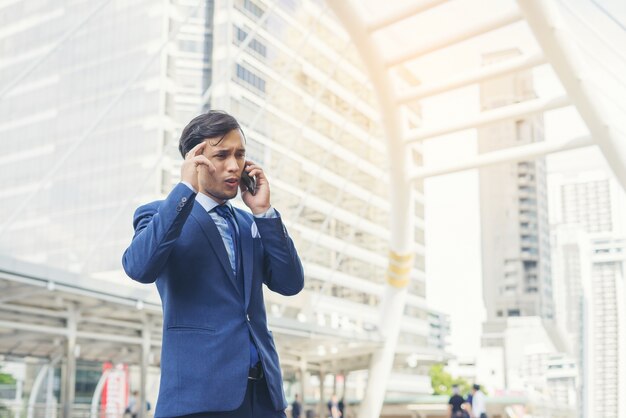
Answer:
top-left (241, 168), bottom-right (256, 195)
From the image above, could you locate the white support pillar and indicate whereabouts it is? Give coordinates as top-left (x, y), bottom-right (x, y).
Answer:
top-left (327, 3), bottom-right (414, 418)
top-left (45, 365), bottom-right (56, 418)
top-left (298, 357), bottom-right (308, 411)
top-left (63, 305), bottom-right (78, 418)
top-left (14, 378), bottom-right (23, 418)
top-left (139, 316), bottom-right (151, 418)
top-left (318, 369), bottom-right (326, 418)
top-left (517, 0), bottom-right (626, 190)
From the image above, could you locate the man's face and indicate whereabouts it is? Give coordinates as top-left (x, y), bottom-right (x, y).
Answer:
top-left (198, 129), bottom-right (246, 203)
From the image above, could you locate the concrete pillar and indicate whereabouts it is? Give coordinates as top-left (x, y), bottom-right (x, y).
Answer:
top-left (341, 370), bottom-right (347, 416)
top-left (13, 378), bottom-right (23, 417)
top-left (319, 369), bottom-right (326, 418)
top-left (45, 366), bottom-right (55, 418)
top-left (298, 357), bottom-right (308, 409)
top-left (63, 305), bottom-right (78, 418)
top-left (139, 315), bottom-right (151, 418)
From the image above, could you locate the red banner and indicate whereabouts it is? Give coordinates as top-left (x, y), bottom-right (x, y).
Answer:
top-left (101, 362), bottom-right (129, 417)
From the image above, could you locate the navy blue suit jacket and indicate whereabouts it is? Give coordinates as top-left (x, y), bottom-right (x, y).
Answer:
top-left (122, 183), bottom-right (304, 417)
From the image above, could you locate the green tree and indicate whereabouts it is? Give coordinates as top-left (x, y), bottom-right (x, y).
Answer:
top-left (428, 363), bottom-right (472, 396)
top-left (0, 365), bottom-right (16, 385)
top-left (0, 365), bottom-right (15, 414)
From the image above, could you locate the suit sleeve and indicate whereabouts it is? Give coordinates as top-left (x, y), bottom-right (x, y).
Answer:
top-left (254, 212), bottom-right (304, 296)
top-left (122, 183), bottom-right (197, 283)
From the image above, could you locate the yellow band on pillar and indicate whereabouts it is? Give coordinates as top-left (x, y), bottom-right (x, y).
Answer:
top-left (388, 263), bottom-right (412, 277)
top-left (389, 251), bottom-right (413, 263)
top-left (386, 275), bottom-right (410, 288)
top-left (386, 251), bottom-right (414, 288)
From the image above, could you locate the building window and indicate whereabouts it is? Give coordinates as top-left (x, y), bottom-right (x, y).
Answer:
top-left (235, 63), bottom-right (266, 93)
top-left (233, 26), bottom-right (267, 58)
top-left (243, 0), bottom-right (264, 18)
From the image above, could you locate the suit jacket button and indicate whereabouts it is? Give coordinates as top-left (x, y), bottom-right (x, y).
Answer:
top-left (182, 197), bottom-right (187, 203)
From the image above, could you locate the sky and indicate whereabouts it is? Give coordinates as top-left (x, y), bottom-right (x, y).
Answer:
top-left (420, 0), bottom-right (626, 357)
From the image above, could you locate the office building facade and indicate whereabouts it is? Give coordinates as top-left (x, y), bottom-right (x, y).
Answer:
top-left (476, 51), bottom-right (572, 410)
top-left (550, 170), bottom-right (626, 418)
top-left (478, 49), bottom-right (554, 322)
top-left (0, 0), bottom-right (441, 405)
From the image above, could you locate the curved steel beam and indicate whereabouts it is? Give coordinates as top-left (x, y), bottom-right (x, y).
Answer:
top-left (27, 356), bottom-right (61, 418)
top-left (517, 0), bottom-right (626, 189)
top-left (410, 135), bottom-right (594, 180)
top-left (90, 369), bottom-right (111, 418)
top-left (27, 364), bottom-right (50, 418)
top-left (326, 3), bottom-right (415, 418)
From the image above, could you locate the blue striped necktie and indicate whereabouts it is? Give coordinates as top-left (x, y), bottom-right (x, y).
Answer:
top-left (214, 204), bottom-right (239, 272)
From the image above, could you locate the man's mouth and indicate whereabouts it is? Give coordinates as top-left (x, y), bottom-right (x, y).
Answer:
top-left (225, 178), bottom-right (239, 186)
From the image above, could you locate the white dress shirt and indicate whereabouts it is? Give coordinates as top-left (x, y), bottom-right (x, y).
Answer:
top-left (181, 182), bottom-right (276, 273)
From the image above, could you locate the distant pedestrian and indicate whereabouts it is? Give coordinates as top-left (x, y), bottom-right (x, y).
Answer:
top-left (125, 390), bottom-right (139, 418)
top-left (327, 394), bottom-right (341, 418)
top-left (448, 385), bottom-right (465, 418)
top-left (291, 393), bottom-right (302, 418)
top-left (465, 392), bottom-right (473, 418)
top-left (471, 384), bottom-right (487, 418)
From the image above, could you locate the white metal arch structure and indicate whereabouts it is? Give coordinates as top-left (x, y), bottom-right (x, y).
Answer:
top-left (328, 1), bottom-right (626, 417)
top-left (326, 3), bottom-right (417, 417)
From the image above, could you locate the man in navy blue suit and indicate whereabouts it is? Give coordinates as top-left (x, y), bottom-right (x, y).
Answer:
top-left (122, 110), bottom-right (305, 417)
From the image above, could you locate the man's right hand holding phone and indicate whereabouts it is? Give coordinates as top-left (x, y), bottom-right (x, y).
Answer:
top-left (241, 161), bottom-right (271, 215)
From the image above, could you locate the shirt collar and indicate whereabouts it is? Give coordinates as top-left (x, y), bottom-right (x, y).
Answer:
top-left (195, 192), bottom-right (232, 213)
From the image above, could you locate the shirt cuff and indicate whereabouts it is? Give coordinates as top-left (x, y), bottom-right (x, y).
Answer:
top-left (181, 181), bottom-right (197, 193)
top-left (253, 207), bottom-right (277, 218)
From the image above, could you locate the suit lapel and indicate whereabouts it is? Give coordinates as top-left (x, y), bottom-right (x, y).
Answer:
top-left (190, 202), bottom-right (241, 297)
top-left (234, 209), bottom-right (253, 308)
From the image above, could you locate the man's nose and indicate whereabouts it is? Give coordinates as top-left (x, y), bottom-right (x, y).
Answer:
top-left (225, 156), bottom-right (239, 172)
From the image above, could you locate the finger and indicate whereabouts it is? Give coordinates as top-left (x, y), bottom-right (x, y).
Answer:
top-left (193, 155), bottom-right (215, 173)
top-left (186, 141), bottom-right (207, 160)
top-left (247, 166), bottom-right (264, 179)
top-left (244, 162), bottom-right (262, 173)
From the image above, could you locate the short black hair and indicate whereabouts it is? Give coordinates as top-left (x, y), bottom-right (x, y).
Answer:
top-left (178, 110), bottom-right (244, 158)
top-left (472, 384), bottom-right (480, 391)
